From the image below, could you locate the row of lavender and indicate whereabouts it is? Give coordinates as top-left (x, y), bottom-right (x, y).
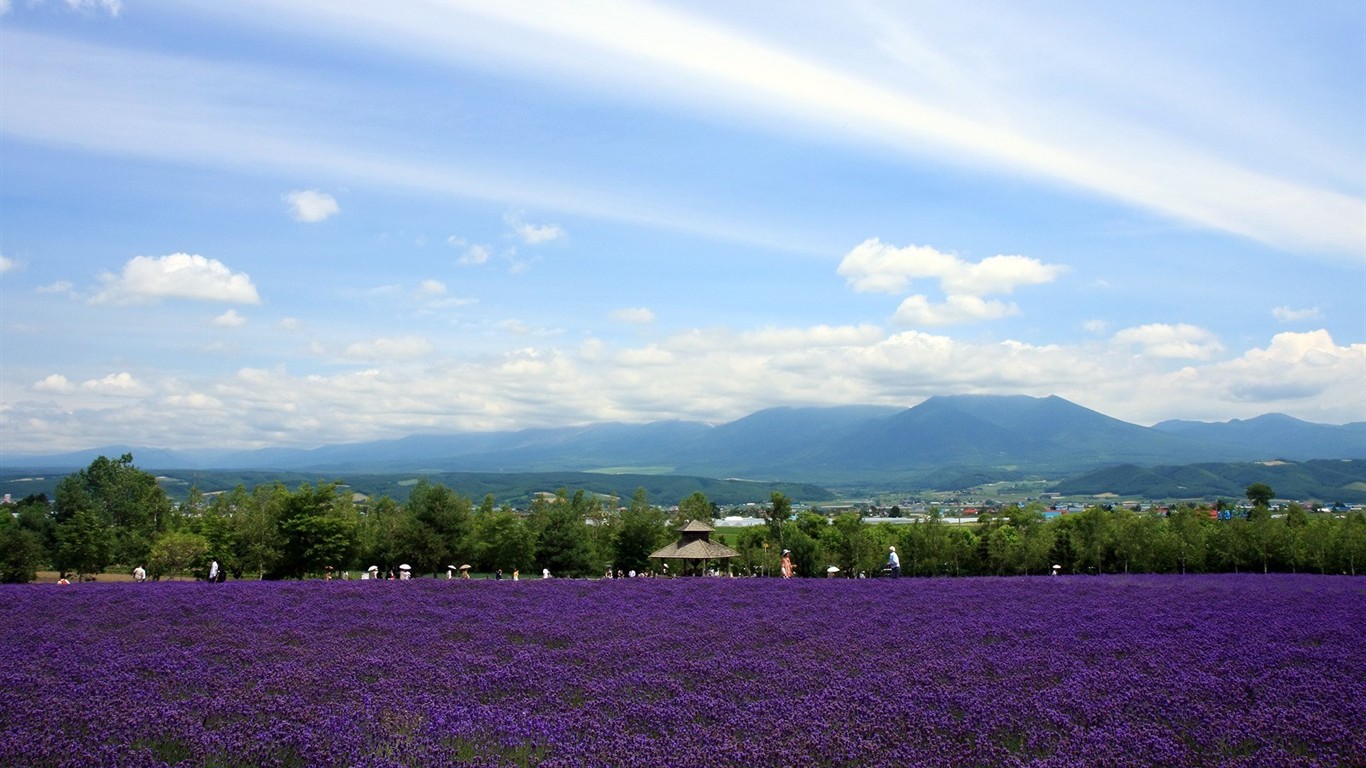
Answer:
top-left (1, 575), bottom-right (1361, 767)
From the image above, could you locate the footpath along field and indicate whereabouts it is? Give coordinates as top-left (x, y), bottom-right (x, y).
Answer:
top-left (1, 575), bottom-right (1362, 768)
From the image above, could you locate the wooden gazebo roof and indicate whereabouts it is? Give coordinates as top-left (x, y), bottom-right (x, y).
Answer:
top-left (650, 520), bottom-right (740, 561)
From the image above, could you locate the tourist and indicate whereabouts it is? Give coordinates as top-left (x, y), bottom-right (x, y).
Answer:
top-left (887, 546), bottom-right (901, 578)
top-left (208, 559), bottom-right (219, 582)
top-left (780, 549), bottom-right (794, 579)
top-left (132, 565), bottom-right (146, 583)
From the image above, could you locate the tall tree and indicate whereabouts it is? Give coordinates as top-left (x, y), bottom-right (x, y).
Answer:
top-left (614, 488), bottom-right (668, 575)
top-left (53, 454), bottom-right (173, 567)
top-left (531, 489), bottom-right (594, 577)
top-left (272, 482), bottom-right (358, 579)
top-left (1245, 483), bottom-right (1275, 509)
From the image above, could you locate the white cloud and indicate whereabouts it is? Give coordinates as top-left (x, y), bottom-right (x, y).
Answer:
top-left (341, 335), bottom-right (435, 361)
top-left (610, 307), bottom-right (655, 324)
top-left (284, 189), bottom-right (340, 223)
top-left (93, 253), bottom-right (260, 304)
top-left (277, 317), bottom-right (303, 332)
top-left (36, 280), bottom-right (76, 296)
top-left (212, 309), bottom-right (247, 327)
top-left (1083, 319), bottom-right (1109, 334)
top-left (33, 374), bottom-right (74, 393)
top-left (0, 255), bottom-right (18, 273)
top-left (1272, 305), bottom-right (1322, 323)
top-left (1112, 323), bottom-right (1224, 360)
top-left (8, 326), bottom-right (1363, 453)
top-left (0, 0), bottom-right (11, 16)
top-left (457, 244), bottom-right (491, 266)
top-left (893, 294), bottom-right (1019, 326)
top-left (504, 211), bottom-right (565, 245)
top-left (838, 238), bottom-right (1065, 297)
top-left (80, 372), bottom-right (145, 395)
top-left (163, 392), bottom-right (224, 410)
top-left (415, 279), bottom-right (447, 297)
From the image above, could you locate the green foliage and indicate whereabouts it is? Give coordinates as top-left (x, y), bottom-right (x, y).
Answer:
top-left (530, 489), bottom-right (595, 578)
top-left (614, 488), bottom-right (669, 575)
top-left (53, 454), bottom-right (174, 567)
top-left (271, 482), bottom-right (357, 579)
top-left (0, 519), bottom-right (44, 583)
top-left (21, 463), bottom-right (1366, 581)
top-left (148, 530), bottom-right (210, 579)
top-left (1245, 482), bottom-right (1276, 508)
top-left (675, 491), bottom-right (714, 527)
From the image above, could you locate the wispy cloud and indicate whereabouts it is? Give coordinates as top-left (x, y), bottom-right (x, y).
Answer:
top-left (285, 189), bottom-right (340, 222)
top-left (0, 255), bottom-right (18, 273)
top-left (610, 307), bottom-right (654, 324)
top-left (212, 309), bottom-right (248, 327)
top-left (1272, 305), bottom-right (1323, 323)
top-left (505, 211), bottom-right (565, 245)
top-left (198, 0), bottom-right (1362, 258)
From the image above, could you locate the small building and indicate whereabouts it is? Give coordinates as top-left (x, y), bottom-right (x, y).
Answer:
top-left (650, 520), bottom-right (741, 576)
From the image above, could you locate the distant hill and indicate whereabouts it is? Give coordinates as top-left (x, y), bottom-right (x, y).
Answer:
top-left (0, 469), bottom-right (833, 507)
top-left (3, 395), bottom-right (1362, 488)
top-left (1051, 459), bottom-right (1366, 503)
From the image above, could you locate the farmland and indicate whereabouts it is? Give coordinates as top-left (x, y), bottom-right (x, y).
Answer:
top-left (1, 575), bottom-right (1362, 767)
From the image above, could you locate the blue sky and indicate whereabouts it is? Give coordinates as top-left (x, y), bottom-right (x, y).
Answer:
top-left (2, 0), bottom-right (1363, 454)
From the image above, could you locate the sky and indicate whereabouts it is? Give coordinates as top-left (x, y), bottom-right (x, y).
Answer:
top-left (1, 0), bottom-right (1364, 455)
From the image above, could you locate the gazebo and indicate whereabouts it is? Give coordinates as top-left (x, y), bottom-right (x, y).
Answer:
top-left (650, 520), bottom-right (741, 576)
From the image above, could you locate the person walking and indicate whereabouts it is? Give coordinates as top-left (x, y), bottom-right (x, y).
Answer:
top-left (207, 559), bottom-right (219, 583)
top-left (887, 546), bottom-right (901, 578)
top-left (780, 549), bottom-right (794, 579)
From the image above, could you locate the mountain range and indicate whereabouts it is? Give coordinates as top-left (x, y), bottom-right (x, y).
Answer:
top-left (4, 395), bottom-right (1363, 487)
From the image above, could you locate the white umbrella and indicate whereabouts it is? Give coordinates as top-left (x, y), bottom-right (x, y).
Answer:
top-left (826, 565), bottom-right (841, 573)
top-left (398, 564), bottom-right (411, 571)
top-left (459, 564), bottom-right (472, 570)
top-left (368, 565), bottom-right (379, 572)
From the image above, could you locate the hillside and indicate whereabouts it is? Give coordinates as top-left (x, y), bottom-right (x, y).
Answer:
top-left (1050, 459), bottom-right (1366, 503)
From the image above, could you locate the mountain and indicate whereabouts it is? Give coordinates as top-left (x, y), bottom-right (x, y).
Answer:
top-left (3, 396), bottom-right (1362, 487)
top-left (1152, 413), bottom-right (1366, 460)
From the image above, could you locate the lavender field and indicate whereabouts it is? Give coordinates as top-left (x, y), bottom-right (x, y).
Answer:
top-left (1, 575), bottom-right (1362, 768)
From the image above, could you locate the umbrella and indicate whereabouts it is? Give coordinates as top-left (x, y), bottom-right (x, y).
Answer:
top-left (826, 565), bottom-right (841, 573)
top-left (368, 565), bottom-right (379, 572)
top-left (459, 564), bottom-right (472, 571)
top-left (398, 564), bottom-right (411, 571)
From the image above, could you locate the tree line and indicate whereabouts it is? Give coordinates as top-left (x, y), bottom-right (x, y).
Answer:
top-left (2, 454), bottom-right (1364, 583)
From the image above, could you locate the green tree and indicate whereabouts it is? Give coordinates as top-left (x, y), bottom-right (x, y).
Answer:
top-left (474, 506), bottom-right (536, 575)
top-left (405, 480), bottom-right (474, 576)
top-left (676, 491), bottom-right (714, 527)
top-left (54, 507), bottom-right (113, 579)
top-left (1167, 506), bottom-right (1209, 574)
top-left (614, 488), bottom-right (669, 575)
top-left (272, 482), bottom-right (357, 579)
top-left (0, 519), bottom-right (45, 583)
top-left (148, 530), bottom-right (210, 579)
top-left (1245, 483), bottom-right (1275, 509)
top-left (780, 521), bottom-right (821, 578)
top-left (531, 489), bottom-right (594, 577)
top-left (54, 454), bottom-right (173, 566)
top-left (765, 491), bottom-right (792, 544)
top-left (1340, 512), bottom-right (1366, 576)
